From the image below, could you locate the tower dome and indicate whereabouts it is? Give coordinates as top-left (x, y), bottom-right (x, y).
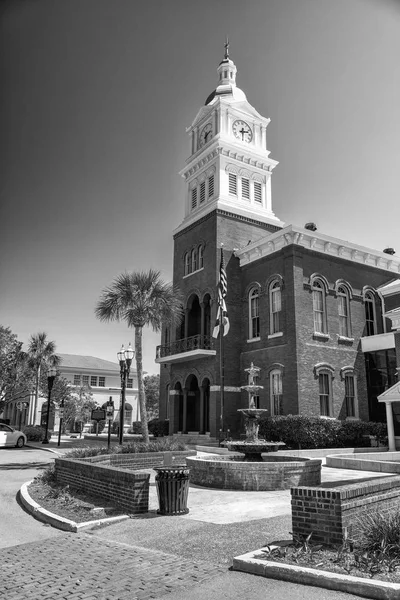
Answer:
top-left (205, 39), bottom-right (247, 105)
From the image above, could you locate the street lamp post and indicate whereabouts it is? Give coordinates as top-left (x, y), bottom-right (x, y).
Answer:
top-left (117, 343), bottom-right (135, 445)
top-left (42, 366), bottom-right (57, 444)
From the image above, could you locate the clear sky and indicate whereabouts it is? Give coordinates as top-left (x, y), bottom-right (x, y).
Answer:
top-left (1, 0), bottom-right (400, 375)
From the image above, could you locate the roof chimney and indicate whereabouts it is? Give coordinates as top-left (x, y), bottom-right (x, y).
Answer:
top-left (383, 247), bottom-right (396, 255)
top-left (304, 222), bottom-right (317, 232)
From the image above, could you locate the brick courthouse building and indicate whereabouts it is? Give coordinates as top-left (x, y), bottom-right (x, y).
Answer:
top-left (156, 47), bottom-right (400, 440)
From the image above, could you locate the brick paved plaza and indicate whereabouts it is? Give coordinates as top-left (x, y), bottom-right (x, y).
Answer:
top-left (2, 534), bottom-right (225, 600)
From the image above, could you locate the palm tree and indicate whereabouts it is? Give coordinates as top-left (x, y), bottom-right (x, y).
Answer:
top-left (27, 332), bottom-right (60, 425)
top-left (95, 270), bottom-right (183, 443)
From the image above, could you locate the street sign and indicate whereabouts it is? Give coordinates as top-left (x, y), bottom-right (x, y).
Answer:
top-left (59, 408), bottom-right (64, 418)
top-left (91, 409), bottom-right (106, 421)
top-left (106, 404), bottom-right (114, 421)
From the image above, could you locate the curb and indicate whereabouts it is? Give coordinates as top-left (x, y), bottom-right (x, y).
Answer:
top-left (20, 480), bottom-right (131, 532)
top-left (233, 548), bottom-right (400, 600)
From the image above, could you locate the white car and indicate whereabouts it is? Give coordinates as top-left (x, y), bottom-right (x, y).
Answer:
top-left (0, 424), bottom-right (27, 448)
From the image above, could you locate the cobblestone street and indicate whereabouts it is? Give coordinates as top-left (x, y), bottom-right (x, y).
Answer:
top-left (1, 533), bottom-right (225, 600)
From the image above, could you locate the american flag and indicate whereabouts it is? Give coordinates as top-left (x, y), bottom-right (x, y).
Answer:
top-left (212, 247), bottom-right (230, 338)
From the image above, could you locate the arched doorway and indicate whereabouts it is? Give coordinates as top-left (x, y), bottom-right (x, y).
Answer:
top-left (185, 374), bottom-right (200, 432)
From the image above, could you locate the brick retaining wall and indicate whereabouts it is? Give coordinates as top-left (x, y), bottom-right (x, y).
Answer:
top-left (291, 475), bottom-right (400, 546)
top-left (55, 458), bottom-right (150, 514)
top-left (54, 451), bottom-right (196, 514)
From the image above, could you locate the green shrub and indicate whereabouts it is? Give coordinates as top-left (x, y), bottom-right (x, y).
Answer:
top-left (358, 509), bottom-right (400, 556)
top-left (148, 419), bottom-right (169, 437)
top-left (64, 437), bottom-right (188, 458)
top-left (258, 416), bottom-right (387, 449)
top-left (34, 463), bottom-right (57, 485)
top-left (22, 425), bottom-right (47, 442)
top-left (128, 421), bottom-right (142, 434)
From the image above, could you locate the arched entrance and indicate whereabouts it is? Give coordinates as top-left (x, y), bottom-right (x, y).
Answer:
top-left (185, 374), bottom-right (200, 432)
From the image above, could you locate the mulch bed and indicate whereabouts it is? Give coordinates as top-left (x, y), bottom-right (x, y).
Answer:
top-left (256, 543), bottom-right (400, 584)
top-left (27, 480), bottom-right (126, 523)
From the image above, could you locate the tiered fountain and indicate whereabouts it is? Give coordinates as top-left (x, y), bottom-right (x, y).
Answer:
top-left (226, 363), bottom-right (285, 460)
top-left (186, 363), bottom-right (322, 491)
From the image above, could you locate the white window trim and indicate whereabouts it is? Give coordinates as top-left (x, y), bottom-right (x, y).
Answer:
top-left (247, 336), bottom-right (261, 343)
top-left (268, 332), bottom-right (283, 339)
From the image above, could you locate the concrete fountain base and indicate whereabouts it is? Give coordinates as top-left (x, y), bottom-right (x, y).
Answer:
top-left (186, 454), bottom-right (322, 491)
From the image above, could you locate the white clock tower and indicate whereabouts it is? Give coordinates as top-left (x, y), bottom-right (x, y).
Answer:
top-left (175, 41), bottom-right (284, 236)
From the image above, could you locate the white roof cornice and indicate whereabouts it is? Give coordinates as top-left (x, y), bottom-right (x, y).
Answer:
top-left (235, 224), bottom-right (400, 274)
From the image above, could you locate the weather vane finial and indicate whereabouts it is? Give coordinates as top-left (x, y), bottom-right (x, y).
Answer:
top-left (224, 36), bottom-right (230, 59)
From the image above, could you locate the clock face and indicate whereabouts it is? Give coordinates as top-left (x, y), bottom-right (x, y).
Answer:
top-left (199, 123), bottom-right (213, 147)
top-left (232, 120), bottom-right (253, 143)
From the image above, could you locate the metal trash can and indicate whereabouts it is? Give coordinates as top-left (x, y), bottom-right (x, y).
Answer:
top-left (154, 466), bottom-right (190, 515)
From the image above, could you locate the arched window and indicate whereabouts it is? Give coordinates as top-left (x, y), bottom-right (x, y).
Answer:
top-left (198, 245), bottom-right (204, 269)
top-left (364, 291), bottom-right (376, 336)
top-left (269, 280), bottom-right (282, 335)
top-left (312, 279), bottom-right (327, 334)
top-left (191, 248), bottom-right (198, 272)
top-left (248, 287), bottom-right (260, 339)
top-left (270, 369), bottom-right (283, 415)
top-left (337, 285), bottom-right (351, 338)
top-left (340, 367), bottom-right (358, 419)
top-left (184, 252), bottom-right (190, 276)
top-left (314, 363), bottom-right (335, 417)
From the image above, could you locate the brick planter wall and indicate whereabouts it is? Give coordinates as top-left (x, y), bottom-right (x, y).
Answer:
top-left (54, 451), bottom-right (196, 514)
top-left (186, 455), bottom-right (321, 491)
top-left (55, 457), bottom-right (150, 514)
top-left (291, 475), bottom-right (400, 546)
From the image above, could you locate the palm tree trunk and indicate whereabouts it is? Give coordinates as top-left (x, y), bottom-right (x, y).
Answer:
top-left (32, 365), bottom-right (40, 425)
top-left (135, 326), bottom-right (149, 443)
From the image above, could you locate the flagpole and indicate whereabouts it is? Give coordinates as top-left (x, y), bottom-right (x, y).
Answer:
top-left (220, 309), bottom-right (225, 433)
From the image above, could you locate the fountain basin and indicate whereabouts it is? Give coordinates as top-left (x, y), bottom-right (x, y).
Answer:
top-left (186, 455), bottom-right (322, 491)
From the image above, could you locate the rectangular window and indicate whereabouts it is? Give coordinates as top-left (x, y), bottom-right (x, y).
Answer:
top-left (271, 372), bottom-right (283, 415)
top-left (313, 290), bottom-right (325, 333)
top-left (208, 174), bottom-right (214, 198)
top-left (124, 409), bottom-right (132, 424)
top-left (127, 378), bottom-right (133, 389)
top-left (199, 181), bottom-right (206, 204)
top-left (242, 178), bottom-right (250, 200)
top-left (73, 375), bottom-right (81, 386)
top-left (82, 375), bottom-right (89, 386)
top-left (98, 377), bottom-right (105, 387)
top-left (319, 373), bottom-right (330, 416)
top-left (90, 376), bottom-right (97, 387)
top-left (345, 375), bottom-right (355, 417)
top-left (191, 188), bottom-right (197, 210)
top-left (254, 181), bottom-right (262, 203)
top-left (228, 173), bottom-right (237, 196)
